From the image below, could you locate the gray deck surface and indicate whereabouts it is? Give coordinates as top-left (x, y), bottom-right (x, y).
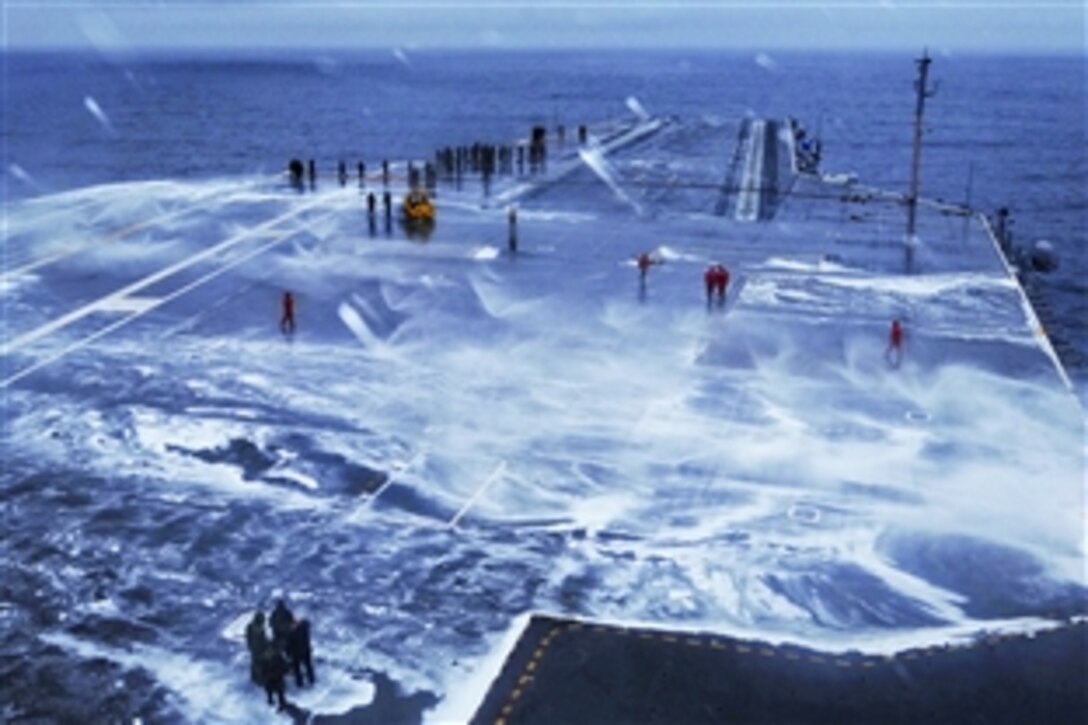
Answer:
top-left (471, 615), bottom-right (1087, 724)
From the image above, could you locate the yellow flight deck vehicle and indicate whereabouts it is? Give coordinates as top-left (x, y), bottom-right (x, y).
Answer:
top-left (403, 188), bottom-right (436, 224)
top-left (401, 188), bottom-right (436, 240)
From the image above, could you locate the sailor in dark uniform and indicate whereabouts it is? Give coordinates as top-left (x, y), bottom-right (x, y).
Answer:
top-left (261, 643), bottom-right (290, 711)
top-left (286, 618), bottom-right (315, 687)
top-left (244, 611), bottom-right (269, 686)
top-left (269, 599), bottom-right (295, 652)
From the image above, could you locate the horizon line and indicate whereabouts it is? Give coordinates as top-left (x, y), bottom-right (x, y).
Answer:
top-left (5, 44), bottom-right (1083, 57)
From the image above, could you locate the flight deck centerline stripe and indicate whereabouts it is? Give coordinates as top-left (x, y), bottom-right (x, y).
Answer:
top-left (1, 213), bottom-right (333, 388)
top-left (447, 461), bottom-right (507, 529)
top-left (2, 186), bottom-right (249, 280)
top-left (2, 193), bottom-right (336, 356)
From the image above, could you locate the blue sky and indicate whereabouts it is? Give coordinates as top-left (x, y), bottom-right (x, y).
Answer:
top-left (4, 1), bottom-right (1085, 53)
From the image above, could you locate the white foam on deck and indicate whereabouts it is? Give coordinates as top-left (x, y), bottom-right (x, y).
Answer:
top-left (4, 149), bottom-right (1083, 718)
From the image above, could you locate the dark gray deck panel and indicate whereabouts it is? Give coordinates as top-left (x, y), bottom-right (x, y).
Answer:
top-left (471, 616), bottom-right (1087, 724)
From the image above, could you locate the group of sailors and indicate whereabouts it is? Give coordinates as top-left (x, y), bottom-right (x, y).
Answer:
top-left (286, 122), bottom-right (594, 201)
top-left (636, 252), bottom-right (732, 308)
top-left (245, 599), bottom-right (315, 712)
top-left (285, 121), bottom-right (589, 195)
top-left (288, 157), bottom-right (422, 190)
top-left (433, 124), bottom-right (589, 181)
top-left (637, 253), bottom-right (906, 364)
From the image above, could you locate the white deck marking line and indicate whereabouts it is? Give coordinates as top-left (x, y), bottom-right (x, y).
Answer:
top-left (2, 187), bottom-right (247, 280)
top-left (367, 453), bottom-right (424, 504)
top-left (448, 461), bottom-right (508, 529)
top-left (1, 208), bottom-right (337, 388)
top-left (157, 276), bottom-right (267, 340)
top-left (487, 117), bottom-right (665, 208)
top-left (366, 475), bottom-right (401, 504)
top-left (3, 193), bottom-right (334, 356)
top-left (343, 453), bottom-right (424, 525)
top-left (96, 296), bottom-right (161, 313)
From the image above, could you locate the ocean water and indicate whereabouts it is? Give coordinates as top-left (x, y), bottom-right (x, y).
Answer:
top-left (5, 50), bottom-right (1086, 383)
top-left (1, 49), bottom-right (1085, 723)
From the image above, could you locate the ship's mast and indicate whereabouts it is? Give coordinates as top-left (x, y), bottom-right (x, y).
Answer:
top-left (906, 49), bottom-right (937, 239)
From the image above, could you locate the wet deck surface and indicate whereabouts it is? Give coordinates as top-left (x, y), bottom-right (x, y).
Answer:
top-left (471, 615), bottom-right (1088, 724)
top-left (3, 115), bottom-right (1083, 723)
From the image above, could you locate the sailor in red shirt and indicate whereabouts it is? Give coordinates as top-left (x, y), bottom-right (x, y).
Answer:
top-left (703, 265), bottom-right (716, 303)
top-left (637, 252), bottom-right (653, 282)
top-left (713, 264), bottom-right (730, 302)
top-left (704, 264), bottom-right (730, 305)
top-left (886, 319), bottom-right (903, 367)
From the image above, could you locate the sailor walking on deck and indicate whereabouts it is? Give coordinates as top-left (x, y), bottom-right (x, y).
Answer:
top-left (286, 618), bottom-right (315, 688)
top-left (886, 319), bottom-right (904, 368)
top-left (269, 599), bottom-right (295, 652)
top-left (260, 643), bottom-right (290, 711)
top-left (638, 252), bottom-right (653, 282)
top-left (704, 264), bottom-right (730, 307)
top-left (280, 292), bottom-right (296, 336)
top-left (637, 252), bottom-right (663, 285)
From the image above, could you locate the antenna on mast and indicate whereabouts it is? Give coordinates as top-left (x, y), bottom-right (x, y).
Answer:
top-left (906, 49), bottom-right (937, 241)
